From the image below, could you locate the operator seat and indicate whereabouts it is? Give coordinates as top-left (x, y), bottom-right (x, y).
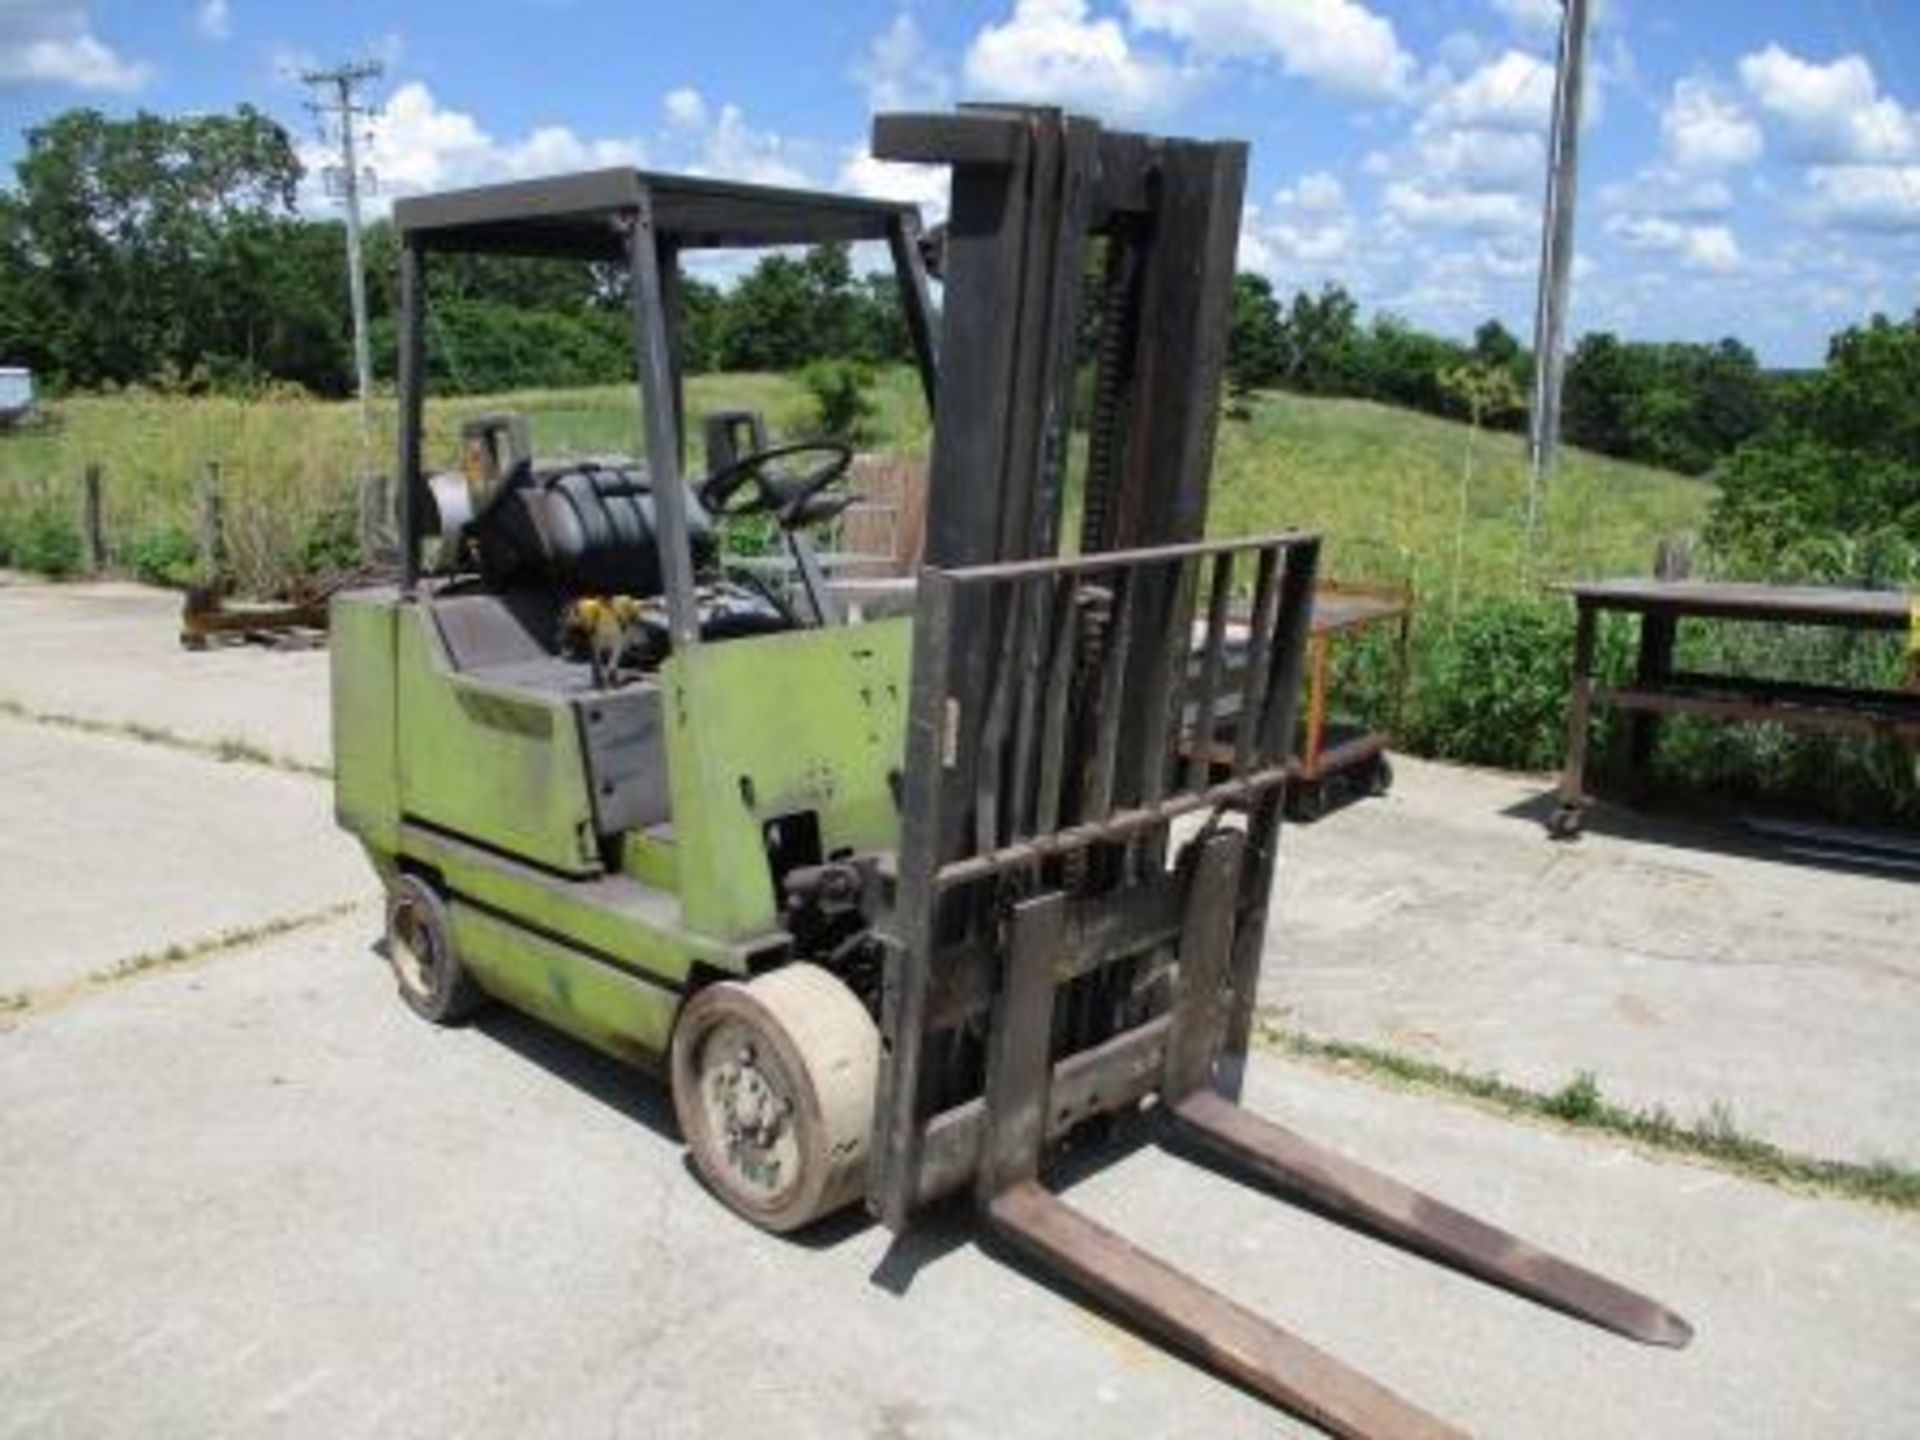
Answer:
top-left (471, 457), bottom-right (719, 597)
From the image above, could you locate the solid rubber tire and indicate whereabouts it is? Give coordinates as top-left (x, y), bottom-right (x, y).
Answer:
top-left (384, 873), bottom-right (486, 1025)
top-left (670, 963), bottom-right (879, 1234)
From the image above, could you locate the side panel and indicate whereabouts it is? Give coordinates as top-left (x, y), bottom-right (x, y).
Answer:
top-left (395, 605), bottom-right (601, 876)
top-left (447, 900), bottom-right (677, 1067)
top-left (330, 590), bottom-right (400, 854)
top-left (401, 821), bottom-right (764, 984)
top-left (664, 618), bottom-right (912, 939)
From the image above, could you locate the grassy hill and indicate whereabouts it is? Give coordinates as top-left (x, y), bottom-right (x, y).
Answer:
top-left (1209, 389), bottom-right (1711, 609)
top-left (0, 369), bottom-right (1710, 603)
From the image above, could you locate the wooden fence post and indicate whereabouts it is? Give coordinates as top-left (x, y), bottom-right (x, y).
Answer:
top-left (1653, 538), bottom-right (1692, 581)
top-left (357, 471), bottom-right (390, 564)
top-left (196, 461), bottom-right (225, 585)
top-left (79, 464), bottom-right (105, 574)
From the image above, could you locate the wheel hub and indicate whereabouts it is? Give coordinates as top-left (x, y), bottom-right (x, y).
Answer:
top-left (391, 903), bottom-right (435, 993)
top-left (701, 1026), bottom-right (799, 1202)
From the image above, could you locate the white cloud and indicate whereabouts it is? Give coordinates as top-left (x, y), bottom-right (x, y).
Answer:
top-left (1283, 170), bottom-right (1345, 212)
top-left (838, 149), bottom-right (950, 223)
top-left (964, 0), bottom-right (1191, 121)
top-left (1424, 48), bottom-right (1554, 132)
top-left (1409, 125), bottom-right (1542, 189)
top-left (0, 1), bottom-right (149, 91)
top-left (299, 79), bottom-right (838, 222)
top-left (663, 86), bottom-right (707, 129)
top-left (856, 13), bottom-right (952, 113)
top-left (1661, 76), bottom-right (1761, 171)
top-left (1125, 0), bottom-right (1414, 101)
top-left (196, 0), bottom-right (232, 42)
top-left (1606, 214), bottom-right (1744, 273)
top-left (1803, 165), bottom-right (1920, 233)
top-left (1383, 181), bottom-right (1532, 234)
top-left (1738, 45), bottom-right (1917, 165)
top-left (1602, 168), bottom-right (1734, 220)
top-left (1364, 48), bottom-right (1562, 242)
top-left (678, 102), bottom-right (812, 188)
top-left (299, 82), bottom-right (647, 212)
top-left (1240, 169), bottom-right (1357, 273)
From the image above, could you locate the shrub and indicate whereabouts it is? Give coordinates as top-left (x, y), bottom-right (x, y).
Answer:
top-left (800, 358), bottom-right (876, 443)
top-left (297, 499), bottom-right (362, 579)
top-left (0, 504), bottom-right (82, 577)
top-left (1387, 587), bottom-right (1916, 822)
top-left (1402, 595), bottom-right (1630, 772)
top-left (122, 524), bottom-right (201, 587)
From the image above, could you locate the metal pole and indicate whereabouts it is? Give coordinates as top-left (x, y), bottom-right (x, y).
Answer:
top-left (1525, 0), bottom-right (1591, 540)
top-left (396, 243), bottom-right (424, 594)
top-left (338, 79), bottom-right (375, 494)
top-left (301, 61), bottom-right (384, 556)
top-left (624, 203), bottom-right (700, 651)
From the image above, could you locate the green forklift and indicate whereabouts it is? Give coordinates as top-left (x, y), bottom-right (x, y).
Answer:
top-left (333, 107), bottom-right (1689, 1439)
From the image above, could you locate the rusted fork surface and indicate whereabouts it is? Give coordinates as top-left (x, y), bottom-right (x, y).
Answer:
top-left (987, 1179), bottom-right (1465, 1440)
top-left (1169, 1090), bottom-right (1694, 1349)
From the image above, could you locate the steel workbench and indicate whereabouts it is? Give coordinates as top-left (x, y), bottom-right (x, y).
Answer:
top-left (1550, 579), bottom-right (1920, 836)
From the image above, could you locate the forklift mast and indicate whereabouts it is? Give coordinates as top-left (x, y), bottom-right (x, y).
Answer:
top-left (862, 107), bottom-right (1688, 1440)
top-left (867, 103), bottom-right (1310, 1225)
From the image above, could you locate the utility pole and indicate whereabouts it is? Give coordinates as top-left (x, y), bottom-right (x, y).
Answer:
top-left (302, 60), bottom-right (385, 556)
top-left (1525, 0), bottom-right (1591, 541)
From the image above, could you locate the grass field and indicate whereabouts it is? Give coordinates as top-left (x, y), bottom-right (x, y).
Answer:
top-left (0, 367), bottom-right (1708, 602)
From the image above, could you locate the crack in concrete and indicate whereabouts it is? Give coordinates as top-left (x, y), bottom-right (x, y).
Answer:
top-left (0, 899), bottom-right (371, 1025)
top-left (0, 697), bottom-right (331, 779)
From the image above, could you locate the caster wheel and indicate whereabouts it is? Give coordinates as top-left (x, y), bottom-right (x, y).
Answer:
top-left (384, 873), bottom-right (486, 1024)
top-left (671, 963), bottom-right (879, 1234)
top-left (1367, 756), bottom-right (1395, 797)
top-left (1290, 782), bottom-right (1329, 823)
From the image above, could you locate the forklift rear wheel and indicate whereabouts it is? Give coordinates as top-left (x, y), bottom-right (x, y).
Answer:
top-left (384, 874), bottom-right (485, 1025)
top-left (671, 963), bottom-right (879, 1234)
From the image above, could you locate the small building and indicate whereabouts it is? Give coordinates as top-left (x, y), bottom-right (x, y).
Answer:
top-left (0, 367), bottom-right (34, 428)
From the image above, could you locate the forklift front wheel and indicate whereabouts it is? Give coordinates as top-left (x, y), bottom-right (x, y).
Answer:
top-left (384, 874), bottom-right (485, 1025)
top-left (671, 964), bottom-right (879, 1234)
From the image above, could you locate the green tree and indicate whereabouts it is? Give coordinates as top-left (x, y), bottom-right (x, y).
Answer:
top-left (1365, 313), bottom-right (1469, 417)
top-left (1227, 273), bottom-right (1284, 396)
top-left (1564, 332), bottom-right (1768, 474)
top-left (8, 106), bottom-right (304, 388)
top-left (717, 252), bottom-right (818, 370)
top-left (1473, 318), bottom-right (1523, 371)
top-left (1708, 311), bottom-right (1920, 575)
top-left (1438, 360), bottom-right (1526, 621)
top-left (1278, 283), bottom-right (1363, 395)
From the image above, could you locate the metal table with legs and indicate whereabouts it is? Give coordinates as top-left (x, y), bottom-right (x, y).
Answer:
top-left (1550, 579), bottom-right (1920, 836)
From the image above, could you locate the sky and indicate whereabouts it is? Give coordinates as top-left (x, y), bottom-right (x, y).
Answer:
top-left (1, 0), bottom-right (1917, 365)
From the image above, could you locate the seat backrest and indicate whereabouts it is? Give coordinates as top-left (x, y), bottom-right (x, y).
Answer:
top-left (474, 460), bottom-right (717, 596)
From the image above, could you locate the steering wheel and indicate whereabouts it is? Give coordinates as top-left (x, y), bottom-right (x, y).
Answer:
top-left (697, 440), bottom-right (853, 527)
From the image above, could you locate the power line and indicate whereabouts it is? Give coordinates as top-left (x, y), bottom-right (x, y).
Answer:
top-left (1525, 0), bottom-right (1592, 544)
top-left (301, 59), bottom-right (384, 553)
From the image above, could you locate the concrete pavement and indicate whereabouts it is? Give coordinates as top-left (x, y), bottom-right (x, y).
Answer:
top-left (2, 574), bottom-right (1916, 1438)
top-left (1269, 757), bottom-right (1920, 1167)
top-left (3, 913), bottom-right (1916, 1439)
top-left (0, 716), bottom-right (370, 997)
top-left (0, 573), bottom-right (330, 771)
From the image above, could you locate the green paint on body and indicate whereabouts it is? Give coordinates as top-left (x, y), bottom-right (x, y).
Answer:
top-left (449, 900), bottom-right (678, 1066)
top-left (332, 585), bottom-right (912, 1069)
top-left (664, 617), bottom-right (911, 937)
